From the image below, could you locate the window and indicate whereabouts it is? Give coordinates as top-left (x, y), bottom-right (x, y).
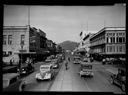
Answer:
top-left (107, 46), bottom-right (109, 52)
top-left (110, 37), bottom-right (113, 43)
top-left (109, 46), bottom-right (112, 52)
top-left (3, 35), bottom-right (7, 45)
top-left (3, 51), bottom-right (6, 56)
top-left (8, 51), bottom-right (12, 55)
top-left (113, 46), bottom-right (115, 52)
top-left (122, 37), bottom-right (125, 43)
top-left (112, 37), bottom-right (115, 43)
top-left (116, 46), bottom-right (119, 52)
top-left (21, 35), bottom-right (25, 45)
top-left (119, 37), bottom-right (123, 43)
top-left (106, 37), bottom-right (108, 43)
top-left (8, 35), bottom-right (12, 45)
top-left (113, 33), bottom-right (115, 36)
top-left (116, 37), bottom-right (119, 43)
top-left (119, 46), bottom-right (123, 52)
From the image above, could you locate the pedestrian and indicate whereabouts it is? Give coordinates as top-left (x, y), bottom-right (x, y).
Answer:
top-left (65, 60), bottom-right (68, 70)
top-left (68, 57), bottom-right (70, 62)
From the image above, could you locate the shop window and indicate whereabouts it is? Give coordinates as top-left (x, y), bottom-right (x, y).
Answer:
top-left (8, 35), bottom-right (12, 45)
top-left (3, 35), bottom-right (7, 45)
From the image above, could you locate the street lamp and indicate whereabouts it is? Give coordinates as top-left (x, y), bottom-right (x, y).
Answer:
top-left (20, 41), bottom-right (24, 69)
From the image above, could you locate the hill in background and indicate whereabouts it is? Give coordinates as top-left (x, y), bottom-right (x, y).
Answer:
top-left (58, 40), bottom-right (79, 51)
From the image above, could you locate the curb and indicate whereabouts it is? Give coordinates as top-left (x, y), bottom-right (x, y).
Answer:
top-left (47, 60), bottom-right (64, 91)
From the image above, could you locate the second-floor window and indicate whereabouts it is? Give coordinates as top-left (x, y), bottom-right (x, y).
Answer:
top-left (3, 35), bottom-right (7, 45)
top-left (8, 35), bottom-right (12, 45)
top-left (21, 35), bottom-right (25, 45)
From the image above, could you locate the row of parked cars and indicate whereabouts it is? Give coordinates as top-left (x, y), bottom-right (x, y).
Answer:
top-left (3, 59), bottom-right (35, 91)
top-left (35, 54), bottom-right (64, 81)
top-left (102, 57), bottom-right (126, 65)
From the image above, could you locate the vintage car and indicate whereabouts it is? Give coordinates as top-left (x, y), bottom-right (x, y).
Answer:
top-left (110, 68), bottom-right (126, 92)
top-left (35, 64), bottom-right (55, 80)
top-left (17, 63), bottom-right (34, 76)
top-left (83, 57), bottom-right (88, 62)
top-left (79, 63), bottom-right (94, 77)
top-left (3, 73), bottom-right (26, 91)
top-left (3, 66), bottom-right (18, 74)
top-left (52, 59), bottom-right (59, 69)
top-left (73, 56), bottom-right (81, 64)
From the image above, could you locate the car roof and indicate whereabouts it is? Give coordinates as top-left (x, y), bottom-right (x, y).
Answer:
top-left (40, 64), bottom-right (52, 67)
top-left (3, 73), bottom-right (19, 80)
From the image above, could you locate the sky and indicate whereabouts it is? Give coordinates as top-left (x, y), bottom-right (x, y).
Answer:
top-left (4, 4), bottom-right (126, 44)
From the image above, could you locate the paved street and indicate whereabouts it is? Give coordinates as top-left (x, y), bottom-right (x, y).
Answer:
top-left (22, 61), bottom-right (63, 91)
top-left (20, 54), bottom-right (125, 94)
top-left (50, 54), bottom-right (125, 94)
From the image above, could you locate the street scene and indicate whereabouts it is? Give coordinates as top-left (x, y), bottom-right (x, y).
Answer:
top-left (3, 3), bottom-right (126, 94)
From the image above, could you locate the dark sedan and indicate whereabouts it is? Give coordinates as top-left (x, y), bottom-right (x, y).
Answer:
top-left (3, 73), bottom-right (26, 91)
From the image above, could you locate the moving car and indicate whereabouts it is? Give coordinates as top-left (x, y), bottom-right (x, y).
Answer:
top-left (110, 68), bottom-right (126, 92)
top-left (35, 64), bottom-right (55, 80)
top-left (79, 63), bottom-right (94, 77)
top-left (3, 73), bottom-right (26, 91)
top-left (73, 56), bottom-right (81, 64)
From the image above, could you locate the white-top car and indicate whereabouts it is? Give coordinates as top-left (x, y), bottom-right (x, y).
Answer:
top-left (35, 64), bottom-right (55, 81)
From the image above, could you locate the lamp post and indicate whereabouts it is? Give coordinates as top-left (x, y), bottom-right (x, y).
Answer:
top-left (20, 41), bottom-right (24, 69)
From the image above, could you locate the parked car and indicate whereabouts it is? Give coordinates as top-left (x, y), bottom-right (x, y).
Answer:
top-left (3, 73), bottom-right (26, 91)
top-left (73, 56), bottom-right (81, 64)
top-left (35, 64), bottom-right (55, 81)
top-left (3, 66), bottom-right (18, 74)
top-left (83, 57), bottom-right (88, 62)
top-left (90, 57), bottom-right (94, 62)
top-left (52, 59), bottom-right (59, 69)
top-left (79, 63), bottom-right (94, 77)
top-left (110, 68), bottom-right (126, 92)
top-left (17, 63), bottom-right (34, 76)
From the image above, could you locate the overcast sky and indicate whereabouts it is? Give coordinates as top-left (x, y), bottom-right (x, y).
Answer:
top-left (4, 4), bottom-right (126, 44)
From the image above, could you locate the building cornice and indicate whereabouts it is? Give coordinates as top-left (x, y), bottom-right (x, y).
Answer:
top-left (90, 27), bottom-right (125, 40)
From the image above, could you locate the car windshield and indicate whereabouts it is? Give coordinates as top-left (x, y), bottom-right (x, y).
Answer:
top-left (82, 65), bottom-right (92, 69)
top-left (3, 79), bottom-right (9, 88)
top-left (40, 66), bottom-right (50, 71)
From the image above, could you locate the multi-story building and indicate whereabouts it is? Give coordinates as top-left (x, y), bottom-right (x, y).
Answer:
top-left (3, 25), bottom-right (48, 63)
top-left (83, 33), bottom-right (94, 52)
top-left (90, 27), bottom-right (126, 58)
top-left (46, 39), bottom-right (57, 55)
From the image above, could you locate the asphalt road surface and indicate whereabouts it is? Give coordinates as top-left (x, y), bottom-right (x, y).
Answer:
top-left (50, 54), bottom-right (125, 94)
top-left (22, 53), bottom-right (125, 94)
top-left (23, 61), bottom-right (63, 91)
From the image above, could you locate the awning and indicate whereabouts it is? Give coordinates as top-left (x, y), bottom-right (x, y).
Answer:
top-left (14, 52), bottom-right (36, 54)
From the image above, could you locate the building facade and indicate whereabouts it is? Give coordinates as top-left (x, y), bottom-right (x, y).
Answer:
top-left (3, 26), bottom-right (30, 56)
top-left (90, 27), bottom-right (126, 58)
top-left (3, 25), bottom-right (48, 63)
top-left (83, 33), bottom-right (94, 52)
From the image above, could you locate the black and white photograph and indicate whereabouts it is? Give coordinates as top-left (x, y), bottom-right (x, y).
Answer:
top-left (2, 1), bottom-right (126, 94)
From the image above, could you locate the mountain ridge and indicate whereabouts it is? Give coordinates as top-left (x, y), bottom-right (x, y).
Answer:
top-left (58, 40), bottom-right (79, 51)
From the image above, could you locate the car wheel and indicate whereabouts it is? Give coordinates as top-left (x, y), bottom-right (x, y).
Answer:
top-left (121, 84), bottom-right (125, 92)
top-left (110, 77), bottom-right (113, 84)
